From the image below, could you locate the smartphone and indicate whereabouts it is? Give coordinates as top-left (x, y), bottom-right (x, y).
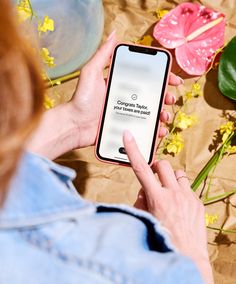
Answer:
top-left (95, 43), bottom-right (171, 166)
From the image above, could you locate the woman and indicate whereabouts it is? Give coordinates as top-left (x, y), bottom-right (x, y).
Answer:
top-left (0, 0), bottom-right (213, 283)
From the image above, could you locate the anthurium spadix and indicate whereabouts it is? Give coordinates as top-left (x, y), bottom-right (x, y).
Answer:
top-left (153, 3), bottom-right (226, 76)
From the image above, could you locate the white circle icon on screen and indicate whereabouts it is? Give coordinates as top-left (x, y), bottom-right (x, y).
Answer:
top-left (131, 94), bottom-right (138, 100)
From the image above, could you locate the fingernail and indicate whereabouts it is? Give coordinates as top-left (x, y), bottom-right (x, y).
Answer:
top-left (106, 30), bottom-right (116, 41)
top-left (124, 130), bottom-right (133, 142)
top-left (166, 111), bottom-right (171, 121)
top-left (172, 95), bottom-right (176, 104)
top-left (177, 76), bottom-right (184, 85)
top-left (165, 128), bottom-right (169, 136)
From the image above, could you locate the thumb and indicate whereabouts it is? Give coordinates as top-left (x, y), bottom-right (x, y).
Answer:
top-left (86, 30), bottom-right (117, 71)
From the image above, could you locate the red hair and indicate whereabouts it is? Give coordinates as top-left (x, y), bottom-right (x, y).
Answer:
top-left (0, 0), bottom-right (44, 204)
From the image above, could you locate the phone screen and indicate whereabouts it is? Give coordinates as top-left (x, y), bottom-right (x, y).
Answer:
top-left (96, 44), bottom-right (171, 165)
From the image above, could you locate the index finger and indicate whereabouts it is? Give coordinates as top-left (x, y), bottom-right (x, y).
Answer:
top-left (123, 130), bottom-right (162, 199)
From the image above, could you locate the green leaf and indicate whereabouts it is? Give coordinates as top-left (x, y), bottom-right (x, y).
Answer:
top-left (203, 189), bottom-right (236, 205)
top-left (191, 132), bottom-right (235, 192)
top-left (218, 36), bottom-right (236, 100)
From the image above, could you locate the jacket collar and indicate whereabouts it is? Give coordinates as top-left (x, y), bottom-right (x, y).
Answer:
top-left (0, 152), bottom-right (94, 229)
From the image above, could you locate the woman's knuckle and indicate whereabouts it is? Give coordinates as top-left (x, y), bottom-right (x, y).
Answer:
top-left (157, 160), bottom-right (170, 169)
top-left (132, 161), bottom-right (149, 175)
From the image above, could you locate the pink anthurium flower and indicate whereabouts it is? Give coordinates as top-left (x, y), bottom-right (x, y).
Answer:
top-left (153, 3), bottom-right (226, 75)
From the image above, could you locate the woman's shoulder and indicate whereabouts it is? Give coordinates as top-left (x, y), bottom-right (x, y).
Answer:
top-left (0, 202), bottom-right (203, 284)
top-left (0, 152), bottom-right (203, 283)
top-left (0, 151), bottom-right (91, 228)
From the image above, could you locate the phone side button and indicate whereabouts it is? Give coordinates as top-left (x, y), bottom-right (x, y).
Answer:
top-left (118, 147), bottom-right (127, 155)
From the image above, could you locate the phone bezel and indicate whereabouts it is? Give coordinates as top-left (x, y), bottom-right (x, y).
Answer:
top-left (95, 43), bottom-right (172, 166)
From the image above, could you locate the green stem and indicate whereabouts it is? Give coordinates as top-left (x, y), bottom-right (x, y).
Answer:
top-left (203, 162), bottom-right (217, 200)
top-left (27, 0), bottom-right (34, 20)
top-left (157, 125), bottom-right (177, 158)
top-left (207, 226), bottom-right (236, 234)
top-left (191, 149), bottom-right (221, 192)
top-left (203, 137), bottom-right (229, 200)
top-left (46, 70), bottom-right (81, 88)
top-left (196, 44), bottom-right (227, 83)
top-left (204, 189), bottom-right (236, 205)
top-left (191, 132), bottom-right (235, 192)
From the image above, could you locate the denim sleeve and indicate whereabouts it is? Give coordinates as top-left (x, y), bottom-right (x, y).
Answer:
top-left (13, 210), bottom-right (202, 284)
top-left (0, 206), bottom-right (204, 284)
top-left (93, 206), bottom-right (204, 284)
top-left (0, 151), bottom-right (204, 284)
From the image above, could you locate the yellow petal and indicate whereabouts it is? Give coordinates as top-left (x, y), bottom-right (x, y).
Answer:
top-left (220, 121), bottom-right (234, 134)
top-left (40, 48), bottom-right (55, 68)
top-left (17, 8), bottom-right (31, 22)
top-left (155, 9), bottom-right (169, 20)
top-left (205, 213), bottom-right (218, 226)
top-left (191, 82), bottom-right (203, 97)
top-left (38, 15), bottom-right (54, 33)
top-left (222, 132), bottom-right (230, 143)
top-left (136, 35), bottom-right (154, 46)
top-left (166, 133), bottom-right (184, 154)
top-left (175, 111), bottom-right (197, 130)
top-left (44, 95), bottom-right (55, 109)
top-left (192, 82), bottom-right (201, 92)
top-left (185, 91), bottom-right (194, 100)
top-left (166, 144), bottom-right (178, 154)
top-left (226, 145), bottom-right (236, 154)
top-left (17, 0), bottom-right (32, 22)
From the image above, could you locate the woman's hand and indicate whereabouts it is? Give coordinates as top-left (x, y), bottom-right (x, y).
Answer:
top-left (123, 130), bottom-right (214, 284)
top-left (69, 31), bottom-right (183, 148)
top-left (26, 31), bottom-right (183, 159)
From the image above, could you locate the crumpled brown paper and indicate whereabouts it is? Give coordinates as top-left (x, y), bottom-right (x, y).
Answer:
top-left (52, 1), bottom-right (236, 283)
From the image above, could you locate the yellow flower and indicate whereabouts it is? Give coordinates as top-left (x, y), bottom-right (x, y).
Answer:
top-left (226, 145), bottom-right (236, 154)
top-left (205, 213), bottom-right (218, 226)
top-left (192, 82), bottom-right (203, 97)
top-left (40, 48), bottom-right (55, 67)
top-left (155, 9), bottom-right (169, 20)
top-left (17, 0), bottom-right (32, 22)
top-left (38, 16), bottom-right (54, 34)
top-left (184, 82), bottom-right (203, 100)
top-left (192, 82), bottom-right (201, 92)
top-left (166, 133), bottom-right (184, 154)
top-left (175, 111), bottom-right (197, 130)
top-left (44, 95), bottom-right (55, 109)
top-left (185, 91), bottom-right (194, 100)
top-left (220, 121), bottom-right (235, 143)
top-left (136, 35), bottom-right (154, 46)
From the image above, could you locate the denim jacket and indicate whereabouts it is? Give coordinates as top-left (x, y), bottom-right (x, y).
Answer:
top-left (0, 152), bottom-right (203, 284)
